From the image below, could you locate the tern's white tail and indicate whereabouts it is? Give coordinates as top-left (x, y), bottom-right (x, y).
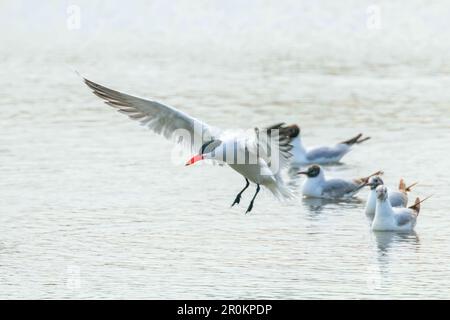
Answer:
top-left (266, 175), bottom-right (295, 200)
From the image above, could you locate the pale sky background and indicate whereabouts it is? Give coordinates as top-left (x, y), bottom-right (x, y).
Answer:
top-left (2, 0), bottom-right (450, 65)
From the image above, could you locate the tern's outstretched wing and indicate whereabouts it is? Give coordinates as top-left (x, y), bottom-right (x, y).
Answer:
top-left (254, 123), bottom-right (293, 172)
top-left (83, 77), bottom-right (220, 151)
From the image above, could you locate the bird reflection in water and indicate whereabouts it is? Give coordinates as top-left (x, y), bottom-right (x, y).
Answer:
top-left (367, 230), bottom-right (420, 289)
top-left (301, 197), bottom-right (365, 215)
top-left (372, 230), bottom-right (420, 255)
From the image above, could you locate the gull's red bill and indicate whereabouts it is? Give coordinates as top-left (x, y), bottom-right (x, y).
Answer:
top-left (185, 154), bottom-right (204, 166)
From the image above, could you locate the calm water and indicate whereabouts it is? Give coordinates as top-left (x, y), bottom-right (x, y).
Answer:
top-left (1, 0), bottom-right (450, 299)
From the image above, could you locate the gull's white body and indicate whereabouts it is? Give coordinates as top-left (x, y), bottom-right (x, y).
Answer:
top-left (365, 188), bottom-right (408, 216)
top-left (291, 136), bottom-right (352, 165)
top-left (301, 169), bottom-right (366, 199)
top-left (372, 197), bottom-right (418, 232)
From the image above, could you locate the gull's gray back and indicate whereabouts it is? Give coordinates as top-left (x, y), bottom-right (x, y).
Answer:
top-left (321, 178), bottom-right (361, 198)
top-left (306, 145), bottom-right (349, 162)
top-left (389, 190), bottom-right (408, 207)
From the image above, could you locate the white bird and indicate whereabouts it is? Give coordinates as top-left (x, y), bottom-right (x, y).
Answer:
top-left (365, 176), bottom-right (417, 216)
top-left (82, 77), bottom-right (295, 213)
top-left (371, 185), bottom-right (425, 232)
top-left (276, 124), bottom-right (370, 165)
top-left (297, 165), bottom-right (382, 199)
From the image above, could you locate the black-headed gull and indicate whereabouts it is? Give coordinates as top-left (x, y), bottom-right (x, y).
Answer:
top-left (371, 185), bottom-right (426, 232)
top-left (297, 164), bottom-right (382, 199)
top-left (365, 176), bottom-right (417, 216)
top-left (276, 124), bottom-right (370, 165)
top-left (82, 77), bottom-right (295, 213)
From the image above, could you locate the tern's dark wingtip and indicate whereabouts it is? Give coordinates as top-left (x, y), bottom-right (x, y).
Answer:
top-left (82, 77), bottom-right (96, 90)
top-left (72, 69), bottom-right (88, 83)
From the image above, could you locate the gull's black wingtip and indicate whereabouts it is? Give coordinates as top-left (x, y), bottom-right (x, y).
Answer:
top-left (341, 133), bottom-right (372, 145)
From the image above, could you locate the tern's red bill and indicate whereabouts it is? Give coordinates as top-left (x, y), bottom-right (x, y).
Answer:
top-left (185, 154), bottom-right (204, 166)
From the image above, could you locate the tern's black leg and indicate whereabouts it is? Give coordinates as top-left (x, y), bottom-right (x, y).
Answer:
top-left (231, 178), bottom-right (250, 207)
top-left (245, 184), bottom-right (260, 214)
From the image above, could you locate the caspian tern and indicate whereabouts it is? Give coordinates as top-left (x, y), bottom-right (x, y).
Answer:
top-left (365, 176), bottom-right (417, 216)
top-left (297, 165), bottom-right (382, 199)
top-left (372, 185), bottom-right (427, 232)
top-left (82, 77), bottom-right (294, 213)
top-left (276, 124), bottom-right (370, 165)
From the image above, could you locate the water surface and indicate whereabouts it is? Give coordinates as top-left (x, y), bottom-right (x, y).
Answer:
top-left (1, 0), bottom-right (449, 299)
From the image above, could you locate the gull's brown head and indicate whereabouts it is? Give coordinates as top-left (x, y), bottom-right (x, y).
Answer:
top-left (298, 164), bottom-right (321, 178)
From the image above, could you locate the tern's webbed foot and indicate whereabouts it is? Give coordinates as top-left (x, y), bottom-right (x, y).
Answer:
top-left (245, 202), bottom-right (254, 214)
top-left (231, 195), bottom-right (241, 207)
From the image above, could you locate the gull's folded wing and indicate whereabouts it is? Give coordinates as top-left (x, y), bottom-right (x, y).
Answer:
top-left (321, 179), bottom-right (361, 197)
top-left (395, 210), bottom-right (415, 226)
top-left (83, 77), bottom-right (220, 152)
